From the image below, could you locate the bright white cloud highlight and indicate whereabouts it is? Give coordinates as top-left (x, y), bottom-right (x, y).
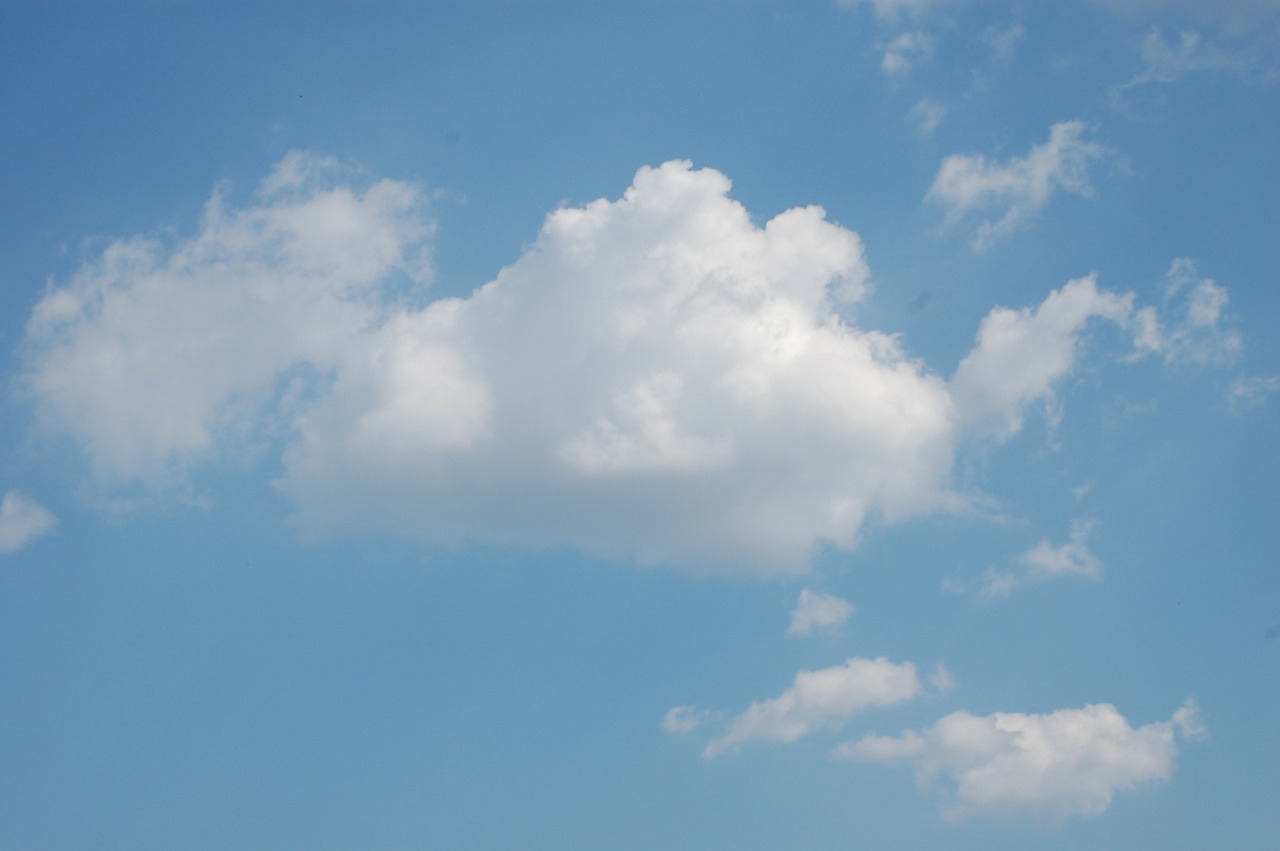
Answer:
top-left (0, 491), bottom-right (57, 553)
top-left (836, 700), bottom-right (1205, 823)
top-left (703, 657), bottom-right (921, 757)
top-left (951, 275), bottom-right (1132, 441)
top-left (928, 121), bottom-right (1108, 249)
top-left (788, 588), bottom-right (855, 636)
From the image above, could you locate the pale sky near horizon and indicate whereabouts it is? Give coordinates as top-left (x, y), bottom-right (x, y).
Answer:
top-left (1, 2), bottom-right (1278, 848)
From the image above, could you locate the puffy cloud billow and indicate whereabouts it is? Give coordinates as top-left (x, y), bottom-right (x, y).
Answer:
top-left (836, 700), bottom-right (1206, 823)
top-left (23, 153), bottom-right (1145, 572)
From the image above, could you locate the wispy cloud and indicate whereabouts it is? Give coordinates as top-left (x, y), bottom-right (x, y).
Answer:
top-left (0, 490), bottom-right (57, 553)
top-left (1128, 258), bottom-right (1243, 367)
top-left (702, 657), bottom-right (922, 757)
top-left (928, 121), bottom-right (1108, 250)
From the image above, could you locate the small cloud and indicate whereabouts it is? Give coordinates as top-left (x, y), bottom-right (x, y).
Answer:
top-left (788, 588), bottom-right (855, 636)
top-left (1127, 259), bottom-right (1243, 367)
top-left (927, 121), bottom-right (1108, 250)
top-left (882, 31), bottom-right (934, 76)
top-left (0, 490), bottom-right (58, 554)
top-left (910, 100), bottom-right (947, 135)
top-left (1021, 520), bottom-right (1103, 580)
top-left (981, 22), bottom-right (1025, 63)
top-left (928, 662), bottom-right (956, 694)
top-left (1228, 376), bottom-right (1280, 412)
top-left (661, 705), bottom-right (713, 735)
top-left (836, 699), bottom-right (1205, 823)
top-left (1116, 29), bottom-right (1266, 95)
top-left (704, 657), bottom-right (922, 757)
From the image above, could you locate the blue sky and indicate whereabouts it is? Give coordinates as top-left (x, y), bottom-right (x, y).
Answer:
top-left (1, 1), bottom-right (1277, 847)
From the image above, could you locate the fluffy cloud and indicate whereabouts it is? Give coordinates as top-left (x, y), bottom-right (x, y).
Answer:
top-left (0, 490), bottom-right (57, 553)
top-left (928, 121), bottom-right (1108, 250)
top-left (1129, 258), bottom-right (1242, 366)
top-left (23, 153), bottom-right (1145, 573)
top-left (836, 700), bottom-right (1205, 823)
top-left (703, 657), bottom-right (922, 757)
top-left (950, 275), bottom-right (1133, 441)
top-left (788, 588), bottom-right (855, 636)
top-left (22, 150), bottom-right (433, 481)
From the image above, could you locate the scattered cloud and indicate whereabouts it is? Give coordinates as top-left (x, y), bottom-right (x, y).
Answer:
top-left (837, 0), bottom-right (950, 22)
top-left (882, 30), bottom-right (934, 75)
top-left (836, 699), bottom-right (1206, 823)
top-left (1116, 28), bottom-right (1270, 94)
top-left (703, 657), bottom-right (922, 757)
top-left (978, 520), bottom-right (1104, 597)
top-left (1226, 374), bottom-right (1279, 414)
top-left (980, 22), bottom-right (1025, 63)
top-left (788, 588), bottom-right (855, 636)
top-left (0, 491), bottom-right (58, 553)
top-left (661, 705), bottom-right (715, 735)
top-left (910, 99), bottom-right (948, 134)
top-left (950, 275), bottom-right (1133, 441)
top-left (927, 121), bottom-right (1109, 250)
top-left (1128, 259), bottom-right (1242, 366)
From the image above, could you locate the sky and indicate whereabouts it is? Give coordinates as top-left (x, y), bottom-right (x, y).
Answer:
top-left (1, 1), bottom-right (1277, 848)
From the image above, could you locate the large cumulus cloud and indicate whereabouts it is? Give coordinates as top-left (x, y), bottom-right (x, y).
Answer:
top-left (22, 153), bottom-right (1136, 572)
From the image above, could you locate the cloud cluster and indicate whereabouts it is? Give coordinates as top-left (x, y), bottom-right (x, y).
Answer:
top-left (22, 152), bottom-right (1150, 573)
top-left (0, 490), bottom-right (57, 553)
top-left (928, 121), bottom-right (1108, 250)
top-left (837, 700), bottom-right (1205, 822)
top-left (702, 657), bottom-right (922, 757)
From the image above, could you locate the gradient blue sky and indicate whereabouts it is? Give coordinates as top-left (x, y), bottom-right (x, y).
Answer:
top-left (1, 2), bottom-right (1278, 848)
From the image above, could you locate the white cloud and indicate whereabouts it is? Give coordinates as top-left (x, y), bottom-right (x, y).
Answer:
top-left (22, 151), bottom-right (433, 482)
top-left (22, 154), bottom-right (1147, 574)
top-left (927, 121), bottom-right (1108, 250)
top-left (836, 699), bottom-right (1206, 823)
top-left (881, 31), bottom-right (934, 75)
top-left (1128, 259), bottom-right (1242, 366)
top-left (704, 657), bottom-right (921, 757)
top-left (788, 588), bottom-right (855, 636)
top-left (661, 705), bottom-right (714, 735)
top-left (0, 491), bottom-right (58, 553)
top-left (977, 520), bottom-right (1104, 597)
top-left (910, 99), bottom-right (947, 134)
top-left (950, 275), bottom-right (1133, 441)
top-left (26, 155), bottom-right (978, 573)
